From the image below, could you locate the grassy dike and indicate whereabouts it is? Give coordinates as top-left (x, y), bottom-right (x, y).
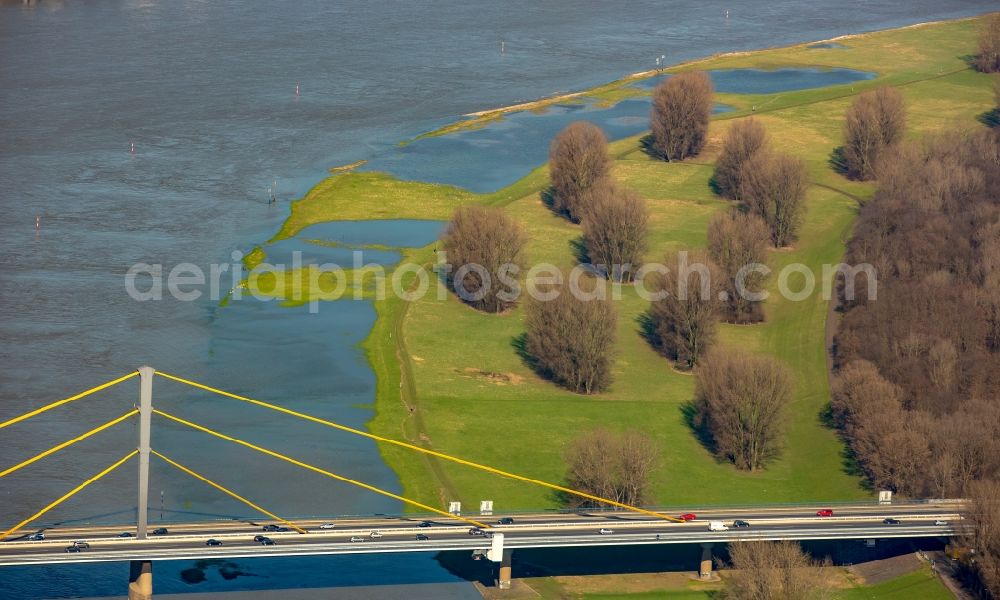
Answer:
top-left (267, 16), bottom-right (997, 512)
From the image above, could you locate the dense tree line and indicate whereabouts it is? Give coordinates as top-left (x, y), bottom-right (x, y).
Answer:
top-left (832, 127), bottom-right (1000, 595)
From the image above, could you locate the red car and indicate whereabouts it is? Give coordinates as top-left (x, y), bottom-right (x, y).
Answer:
top-left (678, 513), bottom-right (697, 521)
top-left (816, 509), bottom-right (834, 517)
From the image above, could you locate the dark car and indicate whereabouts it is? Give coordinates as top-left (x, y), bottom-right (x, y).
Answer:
top-left (468, 527), bottom-right (486, 536)
top-left (118, 532), bottom-right (134, 538)
top-left (71, 541), bottom-right (90, 549)
top-left (415, 534), bottom-right (429, 541)
top-left (259, 537), bottom-right (275, 545)
top-left (497, 517), bottom-right (514, 525)
top-left (253, 535), bottom-right (267, 542)
top-left (417, 521), bottom-right (433, 528)
top-left (883, 518), bottom-right (901, 525)
top-left (205, 539), bottom-right (223, 546)
top-left (733, 520), bottom-right (751, 528)
top-left (65, 545), bottom-right (82, 553)
top-left (275, 526), bottom-right (289, 532)
top-left (262, 524), bottom-right (281, 532)
top-left (151, 527), bottom-right (168, 536)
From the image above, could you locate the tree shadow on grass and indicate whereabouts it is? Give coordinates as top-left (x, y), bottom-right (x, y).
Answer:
top-left (636, 311), bottom-right (660, 351)
top-left (639, 134), bottom-right (662, 160)
top-left (540, 186), bottom-right (557, 212)
top-left (818, 402), bottom-right (874, 491)
top-left (569, 235), bottom-right (589, 266)
top-left (978, 108), bottom-right (1000, 128)
top-left (828, 146), bottom-right (849, 177)
top-left (680, 400), bottom-right (718, 458)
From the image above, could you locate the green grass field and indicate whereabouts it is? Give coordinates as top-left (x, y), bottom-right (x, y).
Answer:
top-left (272, 16), bottom-right (998, 512)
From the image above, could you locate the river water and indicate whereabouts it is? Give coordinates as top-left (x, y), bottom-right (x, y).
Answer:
top-left (0, 1), bottom-right (995, 597)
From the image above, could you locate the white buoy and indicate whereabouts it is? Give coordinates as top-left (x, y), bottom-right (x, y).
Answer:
top-left (130, 141), bottom-right (135, 153)
top-left (35, 215), bottom-right (40, 230)
top-left (295, 83), bottom-right (300, 96)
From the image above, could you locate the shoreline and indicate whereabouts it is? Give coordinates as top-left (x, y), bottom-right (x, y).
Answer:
top-left (430, 14), bottom-right (983, 139)
top-left (268, 12), bottom-right (992, 510)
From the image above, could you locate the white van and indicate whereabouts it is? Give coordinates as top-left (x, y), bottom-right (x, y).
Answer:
top-left (708, 521), bottom-right (729, 531)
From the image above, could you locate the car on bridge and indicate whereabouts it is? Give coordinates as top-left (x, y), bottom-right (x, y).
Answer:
top-left (319, 523), bottom-right (335, 529)
top-left (733, 520), bottom-right (751, 528)
top-left (497, 517), bottom-right (514, 525)
top-left (883, 518), bottom-right (901, 525)
top-left (349, 536), bottom-right (365, 542)
top-left (117, 532), bottom-right (134, 538)
top-left (253, 535), bottom-right (267, 542)
top-left (369, 530), bottom-right (383, 539)
top-left (262, 524), bottom-right (281, 532)
top-left (26, 533), bottom-right (44, 541)
top-left (258, 537), bottom-right (275, 545)
top-left (816, 509), bottom-right (834, 517)
top-left (935, 520), bottom-right (949, 526)
top-left (418, 521), bottom-right (433, 528)
top-left (415, 534), bottom-right (429, 541)
top-left (678, 513), bottom-right (697, 521)
top-left (71, 541), bottom-right (89, 549)
top-left (152, 527), bottom-right (168, 536)
top-left (468, 527), bottom-right (486, 536)
top-left (205, 539), bottom-right (222, 546)
top-left (64, 545), bottom-right (82, 553)
top-left (598, 528), bottom-right (614, 535)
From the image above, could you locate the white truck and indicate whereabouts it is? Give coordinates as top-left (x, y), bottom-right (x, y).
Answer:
top-left (708, 521), bottom-right (729, 531)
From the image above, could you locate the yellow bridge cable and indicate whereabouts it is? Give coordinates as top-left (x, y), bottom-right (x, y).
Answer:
top-left (151, 450), bottom-right (307, 534)
top-left (0, 410), bottom-right (138, 480)
top-left (0, 450), bottom-right (137, 542)
top-left (152, 409), bottom-right (489, 529)
top-left (157, 371), bottom-right (681, 523)
top-left (0, 371), bottom-right (139, 430)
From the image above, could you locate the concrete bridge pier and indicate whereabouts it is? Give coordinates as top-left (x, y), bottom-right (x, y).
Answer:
top-left (699, 543), bottom-right (714, 580)
top-left (128, 560), bottom-right (152, 600)
top-left (497, 549), bottom-right (513, 590)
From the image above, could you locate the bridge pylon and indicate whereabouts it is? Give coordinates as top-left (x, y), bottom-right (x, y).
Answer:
top-left (136, 366), bottom-right (154, 540)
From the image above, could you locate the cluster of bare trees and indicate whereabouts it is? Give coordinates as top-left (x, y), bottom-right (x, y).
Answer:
top-left (694, 349), bottom-right (793, 471)
top-left (549, 122), bottom-right (650, 281)
top-left (708, 211), bottom-right (770, 323)
top-left (841, 86), bottom-right (906, 180)
top-left (722, 541), bottom-right (831, 600)
top-left (713, 118), bottom-right (808, 247)
top-left (976, 13), bottom-right (1000, 73)
top-left (549, 122), bottom-right (613, 222)
top-left (832, 126), bottom-right (1000, 593)
top-left (441, 205), bottom-right (528, 313)
top-left (645, 250), bottom-right (724, 369)
top-left (650, 72), bottom-right (714, 161)
top-left (563, 427), bottom-right (659, 507)
top-left (523, 285), bottom-right (617, 394)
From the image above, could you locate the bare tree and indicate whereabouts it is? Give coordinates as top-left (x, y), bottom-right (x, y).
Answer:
top-left (975, 13), bottom-right (1000, 73)
top-left (441, 205), bottom-right (527, 313)
top-left (694, 349), bottom-right (793, 471)
top-left (564, 427), bottom-right (659, 507)
top-left (646, 250), bottom-right (724, 369)
top-left (650, 72), bottom-right (714, 161)
top-left (722, 541), bottom-right (831, 600)
top-left (524, 286), bottom-right (617, 394)
top-left (714, 118), bottom-right (769, 200)
top-left (842, 87), bottom-right (906, 180)
top-left (707, 210), bottom-right (770, 323)
top-left (581, 180), bottom-right (649, 282)
top-left (739, 151), bottom-right (808, 247)
top-left (549, 121), bottom-right (613, 222)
